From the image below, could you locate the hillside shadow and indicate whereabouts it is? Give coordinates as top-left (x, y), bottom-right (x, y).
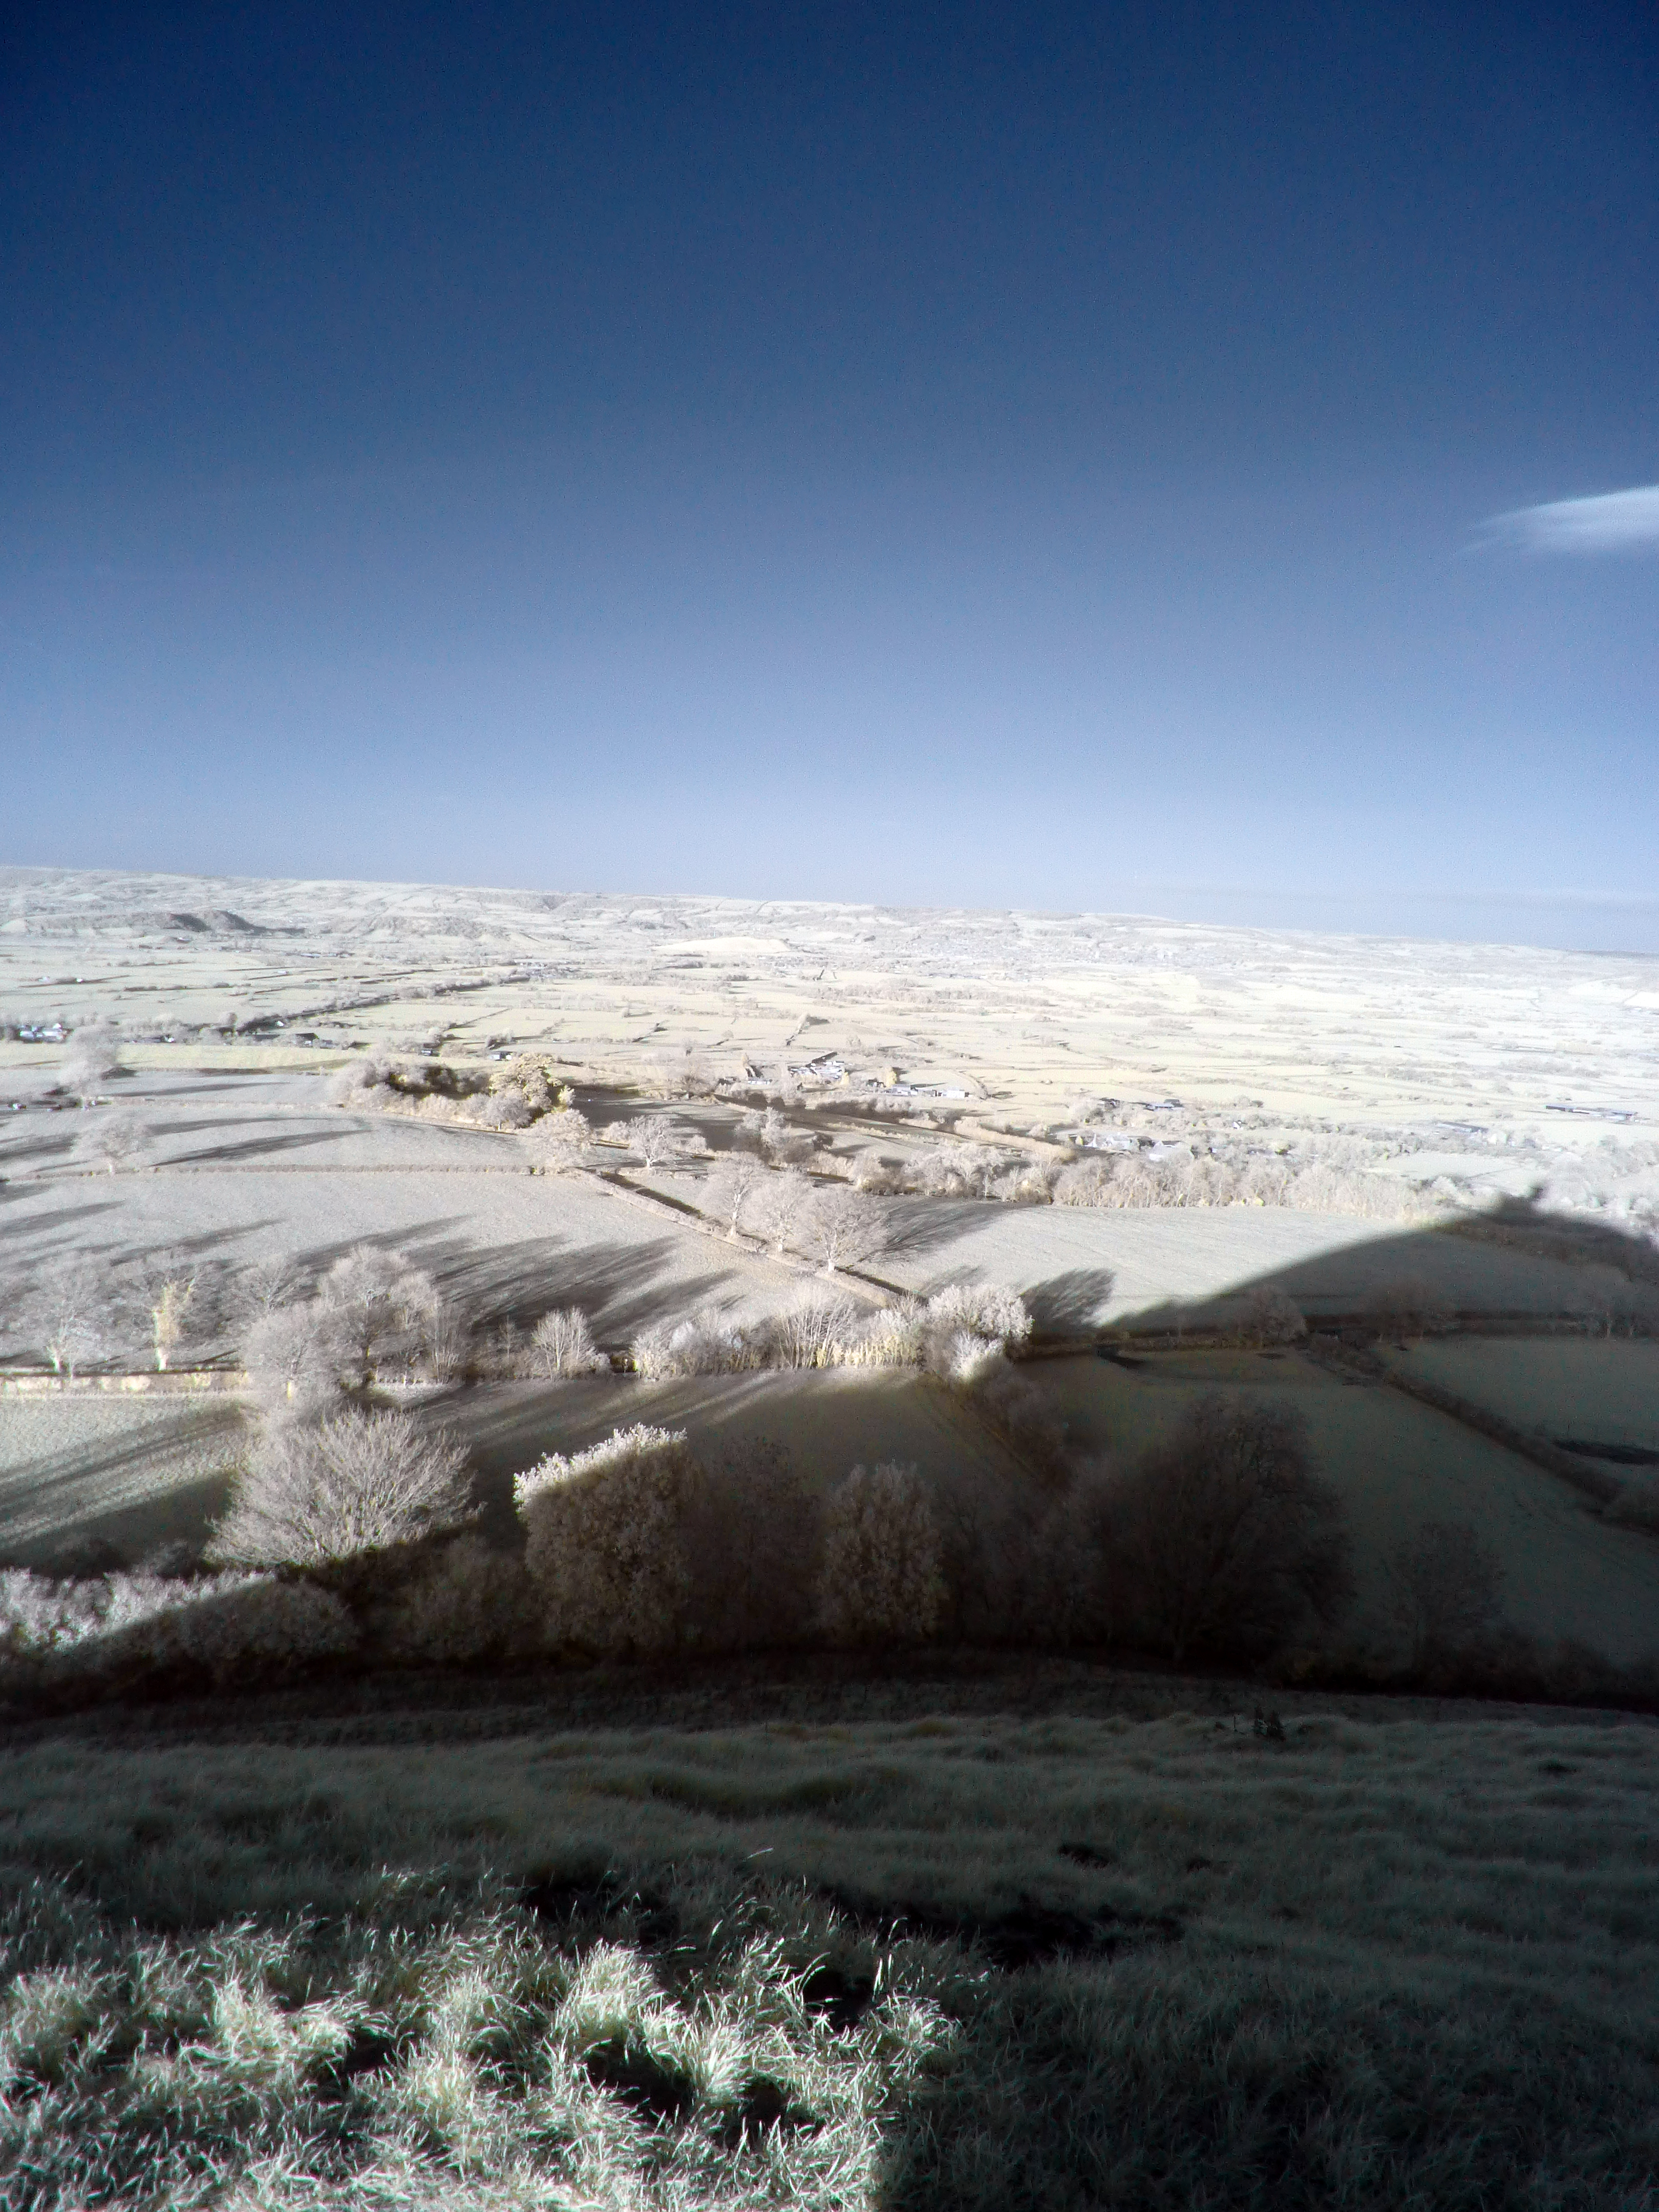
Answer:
top-left (1113, 1195), bottom-right (1659, 1336)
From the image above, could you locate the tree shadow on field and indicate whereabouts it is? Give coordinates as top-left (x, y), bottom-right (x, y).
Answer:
top-left (0, 1402), bottom-right (245, 1569)
top-left (161, 1127), bottom-right (364, 1166)
top-left (0, 1199), bottom-right (126, 1242)
top-left (1025, 1269), bottom-right (1118, 1335)
top-left (879, 1197), bottom-right (995, 1264)
top-left (306, 1223), bottom-right (749, 1345)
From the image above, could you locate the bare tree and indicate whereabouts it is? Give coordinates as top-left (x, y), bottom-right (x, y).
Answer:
top-left (59, 1022), bottom-right (125, 1104)
top-left (1388, 1520), bottom-right (1505, 1671)
top-left (227, 1254), bottom-right (304, 1331)
top-left (209, 1409), bottom-right (473, 1566)
top-left (25, 1261), bottom-right (112, 1379)
top-left (529, 1306), bottom-right (608, 1377)
top-left (805, 1185), bottom-right (886, 1277)
top-left (754, 1167), bottom-right (812, 1256)
top-left (1110, 1394), bottom-right (1352, 1663)
top-left (321, 1244), bottom-right (441, 1387)
top-left (140, 1249), bottom-right (202, 1372)
top-left (704, 1152), bottom-right (768, 1240)
top-left (73, 1111), bottom-right (146, 1176)
top-left (243, 1302), bottom-right (352, 1420)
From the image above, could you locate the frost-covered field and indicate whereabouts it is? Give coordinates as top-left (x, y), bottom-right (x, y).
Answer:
top-left (4, 861), bottom-right (1657, 1166)
top-left (0, 1396), bottom-right (243, 1568)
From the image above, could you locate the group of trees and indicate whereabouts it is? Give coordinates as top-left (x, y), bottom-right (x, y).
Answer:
top-left (513, 1428), bottom-right (949, 1657)
top-left (19, 1249), bottom-right (212, 1379)
top-left (208, 1244), bottom-right (475, 1568)
top-left (627, 1281), bottom-right (1031, 1380)
top-left (504, 1391), bottom-right (1357, 1665)
top-left (328, 1054), bottom-right (577, 1133)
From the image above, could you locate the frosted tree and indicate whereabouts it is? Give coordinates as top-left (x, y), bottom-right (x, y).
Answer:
top-left (210, 1410), bottom-right (473, 1566)
top-left (704, 1152), bottom-right (767, 1240)
top-left (73, 1110), bottom-right (146, 1176)
top-left (755, 1167), bottom-right (812, 1255)
top-left (60, 1022), bottom-right (124, 1103)
top-left (805, 1185), bottom-right (886, 1276)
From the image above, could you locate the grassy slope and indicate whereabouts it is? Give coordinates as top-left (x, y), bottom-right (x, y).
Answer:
top-left (2, 1688), bottom-right (1656, 2208)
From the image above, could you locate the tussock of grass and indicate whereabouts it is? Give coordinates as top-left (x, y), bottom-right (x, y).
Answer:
top-left (1, 1704), bottom-right (1656, 2207)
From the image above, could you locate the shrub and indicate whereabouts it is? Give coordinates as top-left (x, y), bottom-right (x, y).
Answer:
top-left (324, 1056), bottom-right (391, 1105)
top-left (209, 1411), bottom-right (473, 1567)
top-left (957, 1349), bottom-right (1069, 1475)
top-left (631, 1310), bottom-right (754, 1378)
top-left (529, 1307), bottom-right (608, 1378)
top-left (1388, 1520), bottom-right (1506, 1671)
top-left (376, 1536), bottom-right (543, 1666)
top-left (514, 1425), bottom-right (694, 1655)
top-left (1363, 1276), bottom-right (1457, 1343)
top-left (682, 1437), bottom-right (815, 1651)
top-left (0, 1568), bottom-right (356, 1690)
top-left (1238, 1287), bottom-right (1307, 1346)
top-left (1109, 1395), bottom-right (1352, 1663)
top-left (766, 1292), bottom-right (869, 1367)
top-left (922, 1283), bottom-right (1033, 1360)
top-left (816, 1462), bottom-right (946, 1646)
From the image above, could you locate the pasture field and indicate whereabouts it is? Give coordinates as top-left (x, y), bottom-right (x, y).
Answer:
top-left (2, 1687), bottom-right (1656, 2209)
top-left (1037, 1350), bottom-right (1659, 1662)
top-left (0, 1396), bottom-right (244, 1570)
top-left (0, 1370), bottom-right (1025, 1571)
top-left (1391, 1337), bottom-right (1659, 1453)
top-left (7, 863), bottom-right (1659, 1140)
top-left (876, 1202), bottom-right (1614, 1329)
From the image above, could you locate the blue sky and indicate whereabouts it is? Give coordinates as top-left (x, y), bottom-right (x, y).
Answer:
top-left (3, 3), bottom-right (1655, 946)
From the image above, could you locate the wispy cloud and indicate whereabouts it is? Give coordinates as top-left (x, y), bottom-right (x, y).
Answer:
top-left (1483, 483), bottom-right (1659, 553)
